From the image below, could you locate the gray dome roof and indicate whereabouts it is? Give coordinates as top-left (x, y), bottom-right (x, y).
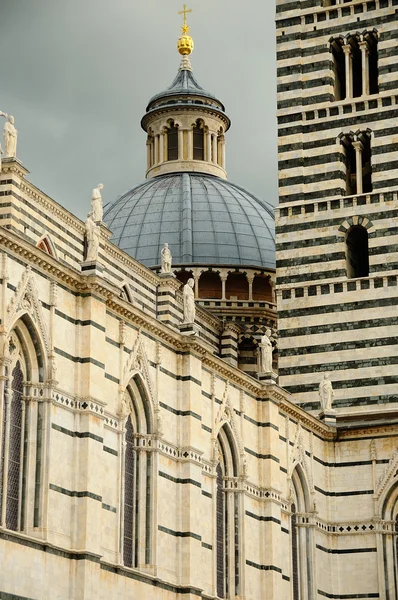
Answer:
top-left (104, 173), bottom-right (275, 269)
top-left (147, 63), bottom-right (223, 109)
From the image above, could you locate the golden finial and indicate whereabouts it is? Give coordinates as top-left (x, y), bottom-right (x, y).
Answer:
top-left (177, 4), bottom-right (194, 56)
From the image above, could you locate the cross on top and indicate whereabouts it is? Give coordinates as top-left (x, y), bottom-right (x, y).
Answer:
top-left (178, 4), bottom-right (192, 34)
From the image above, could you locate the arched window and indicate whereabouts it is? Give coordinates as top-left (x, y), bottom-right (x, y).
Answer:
top-left (215, 425), bottom-right (241, 599)
top-left (193, 121), bottom-right (204, 161)
top-left (290, 466), bottom-right (314, 600)
top-left (331, 38), bottom-right (346, 101)
top-left (167, 122), bottom-right (178, 161)
top-left (5, 361), bottom-right (24, 531)
top-left (0, 325), bottom-right (42, 532)
top-left (341, 131), bottom-right (372, 196)
top-left (198, 271), bottom-right (222, 299)
top-left (226, 272), bottom-right (249, 301)
top-left (346, 226), bottom-right (369, 278)
top-left (380, 482), bottom-right (398, 598)
top-left (252, 275), bottom-right (272, 301)
top-left (175, 269), bottom-right (194, 286)
top-left (367, 32), bottom-right (379, 95)
top-left (122, 378), bottom-right (153, 568)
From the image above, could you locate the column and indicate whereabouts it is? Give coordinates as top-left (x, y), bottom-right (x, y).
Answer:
top-left (343, 44), bottom-right (353, 100)
top-left (178, 128), bottom-right (184, 160)
top-left (359, 41), bottom-right (369, 96)
top-left (159, 133), bottom-right (164, 163)
top-left (206, 131), bottom-right (212, 162)
top-left (193, 272), bottom-right (200, 298)
top-left (220, 274), bottom-right (228, 301)
top-left (212, 134), bottom-right (218, 164)
top-left (353, 140), bottom-right (363, 195)
top-left (146, 139), bottom-right (151, 170)
top-left (221, 137), bottom-right (226, 170)
top-left (187, 128), bottom-right (193, 160)
top-left (247, 274), bottom-right (254, 301)
top-left (154, 135), bottom-right (159, 165)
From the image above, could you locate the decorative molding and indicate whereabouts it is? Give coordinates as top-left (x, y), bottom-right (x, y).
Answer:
top-left (374, 448), bottom-right (398, 500)
top-left (289, 423), bottom-right (314, 494)
top-left (5, 265), bottom-right (51, 356)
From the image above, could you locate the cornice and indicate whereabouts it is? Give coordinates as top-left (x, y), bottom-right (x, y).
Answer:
top-left (277, 396), bottom-right (335, 439)
top-left (142, 104), bottom-right (231, 130)
top-left (103, 241), bottom-right (160, 287)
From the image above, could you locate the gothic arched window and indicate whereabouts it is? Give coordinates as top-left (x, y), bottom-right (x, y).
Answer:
top-left (346, 226), bottom-right (369, 278)
top-left (291, 503), bottom-right (300, 600)
top-left (215, 425), bottom-right (241, 599)
top-left (122, 379), bottom-right (153, 569)
top-left (0, 336), bottom-right (28, 532)
top-left (123, 414), bottom-right (136, 567)
top-left (167, 122), bottom-right (178, 161)
top-left (291, 466), bottom-right (314, 600)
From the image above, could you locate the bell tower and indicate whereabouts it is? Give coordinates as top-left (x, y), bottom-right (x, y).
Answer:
top-left (141, 7), bottom-right (230, 180)
top-left (275, 0), bottom-right (398, 415)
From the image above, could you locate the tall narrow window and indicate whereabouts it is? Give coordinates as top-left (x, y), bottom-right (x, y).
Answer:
top-left (290, 467), bottom-right (314, 599)
top-left (291, 503), bottom-right (300, 600)
top-left (123, 415), bottom-right (136, 568)
top-left (216, 463), bottom-right (225, 599)
top-left (361, 133), bottom-right (372, 193)
top-left (215, 427), bottom-right (241, 599)
top-left (167, 122), bottom-right (178, 161)
top-left (350, 37), bottom-right (362, 99)
top-left (342, 136), bottom-right (357, 196)
top-left (193, 122), bottom-right (204, 161)
top-left (332, 39), bottom-right (346, 101)
top-left (368, 34), bottom-right (379, 95)
top-left (346, 226), bottom-right (369, 278)
top-left (6, 361), bottom-right (24, 531)
top-left (122, 380), bottom-right (153, 569)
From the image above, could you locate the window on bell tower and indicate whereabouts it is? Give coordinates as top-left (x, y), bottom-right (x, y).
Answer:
top-left (346, 226), bottom-right (369, 278)
top-left (331, 31), bottom-right (378, 101)
top-left (341, 131), bottom-right (372, 196)
top-left (193, 120), bottom-right (204, 161)
top-left (167, 121), bottom-right (178, 161)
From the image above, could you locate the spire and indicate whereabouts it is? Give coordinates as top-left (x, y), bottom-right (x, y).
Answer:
top-left (179, 55), bottom-right (192, 72)
top-left (177, 4), bottom-right (194, 57)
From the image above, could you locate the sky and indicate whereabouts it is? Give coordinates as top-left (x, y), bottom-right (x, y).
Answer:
top-left (0, 0), bottom-right (277, 221)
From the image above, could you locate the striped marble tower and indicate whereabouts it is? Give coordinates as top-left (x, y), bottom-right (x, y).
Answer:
top-left (275, 0), bottom-right (398, 414)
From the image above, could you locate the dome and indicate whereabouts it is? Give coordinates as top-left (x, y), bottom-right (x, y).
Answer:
top-left (103, 172), bottom-right (275, 269)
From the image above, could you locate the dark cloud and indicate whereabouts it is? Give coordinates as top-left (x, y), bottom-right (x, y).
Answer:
top-left (0, 0), bottom-right (277, 219)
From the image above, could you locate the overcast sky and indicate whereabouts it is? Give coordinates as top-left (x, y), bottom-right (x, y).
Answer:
top-left (0, 1), bottom-right (277, 220)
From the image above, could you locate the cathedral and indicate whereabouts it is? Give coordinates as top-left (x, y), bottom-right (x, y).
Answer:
top-left (0, 1), bottom-right (398, 599)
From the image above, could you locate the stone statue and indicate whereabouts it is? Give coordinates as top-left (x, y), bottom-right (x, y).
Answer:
top-left (118, 391), bottom-right (130, 419)
top-left (91, 183), bottom-right (104, 223)
top-left (319, 373), bottom-right (334, 411)
top-left (259, 329), bottom-right (273, 372)
top-left (85, 212), bottom-right (100, 262)
top-left (1, 115), bottom-right (18, 158)
top-left (161, 243), bottom-right (172, 273)
top-left (183, 278), bottom-right (195, 323)
top-left (0, 143), bottom-right (3, 174)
